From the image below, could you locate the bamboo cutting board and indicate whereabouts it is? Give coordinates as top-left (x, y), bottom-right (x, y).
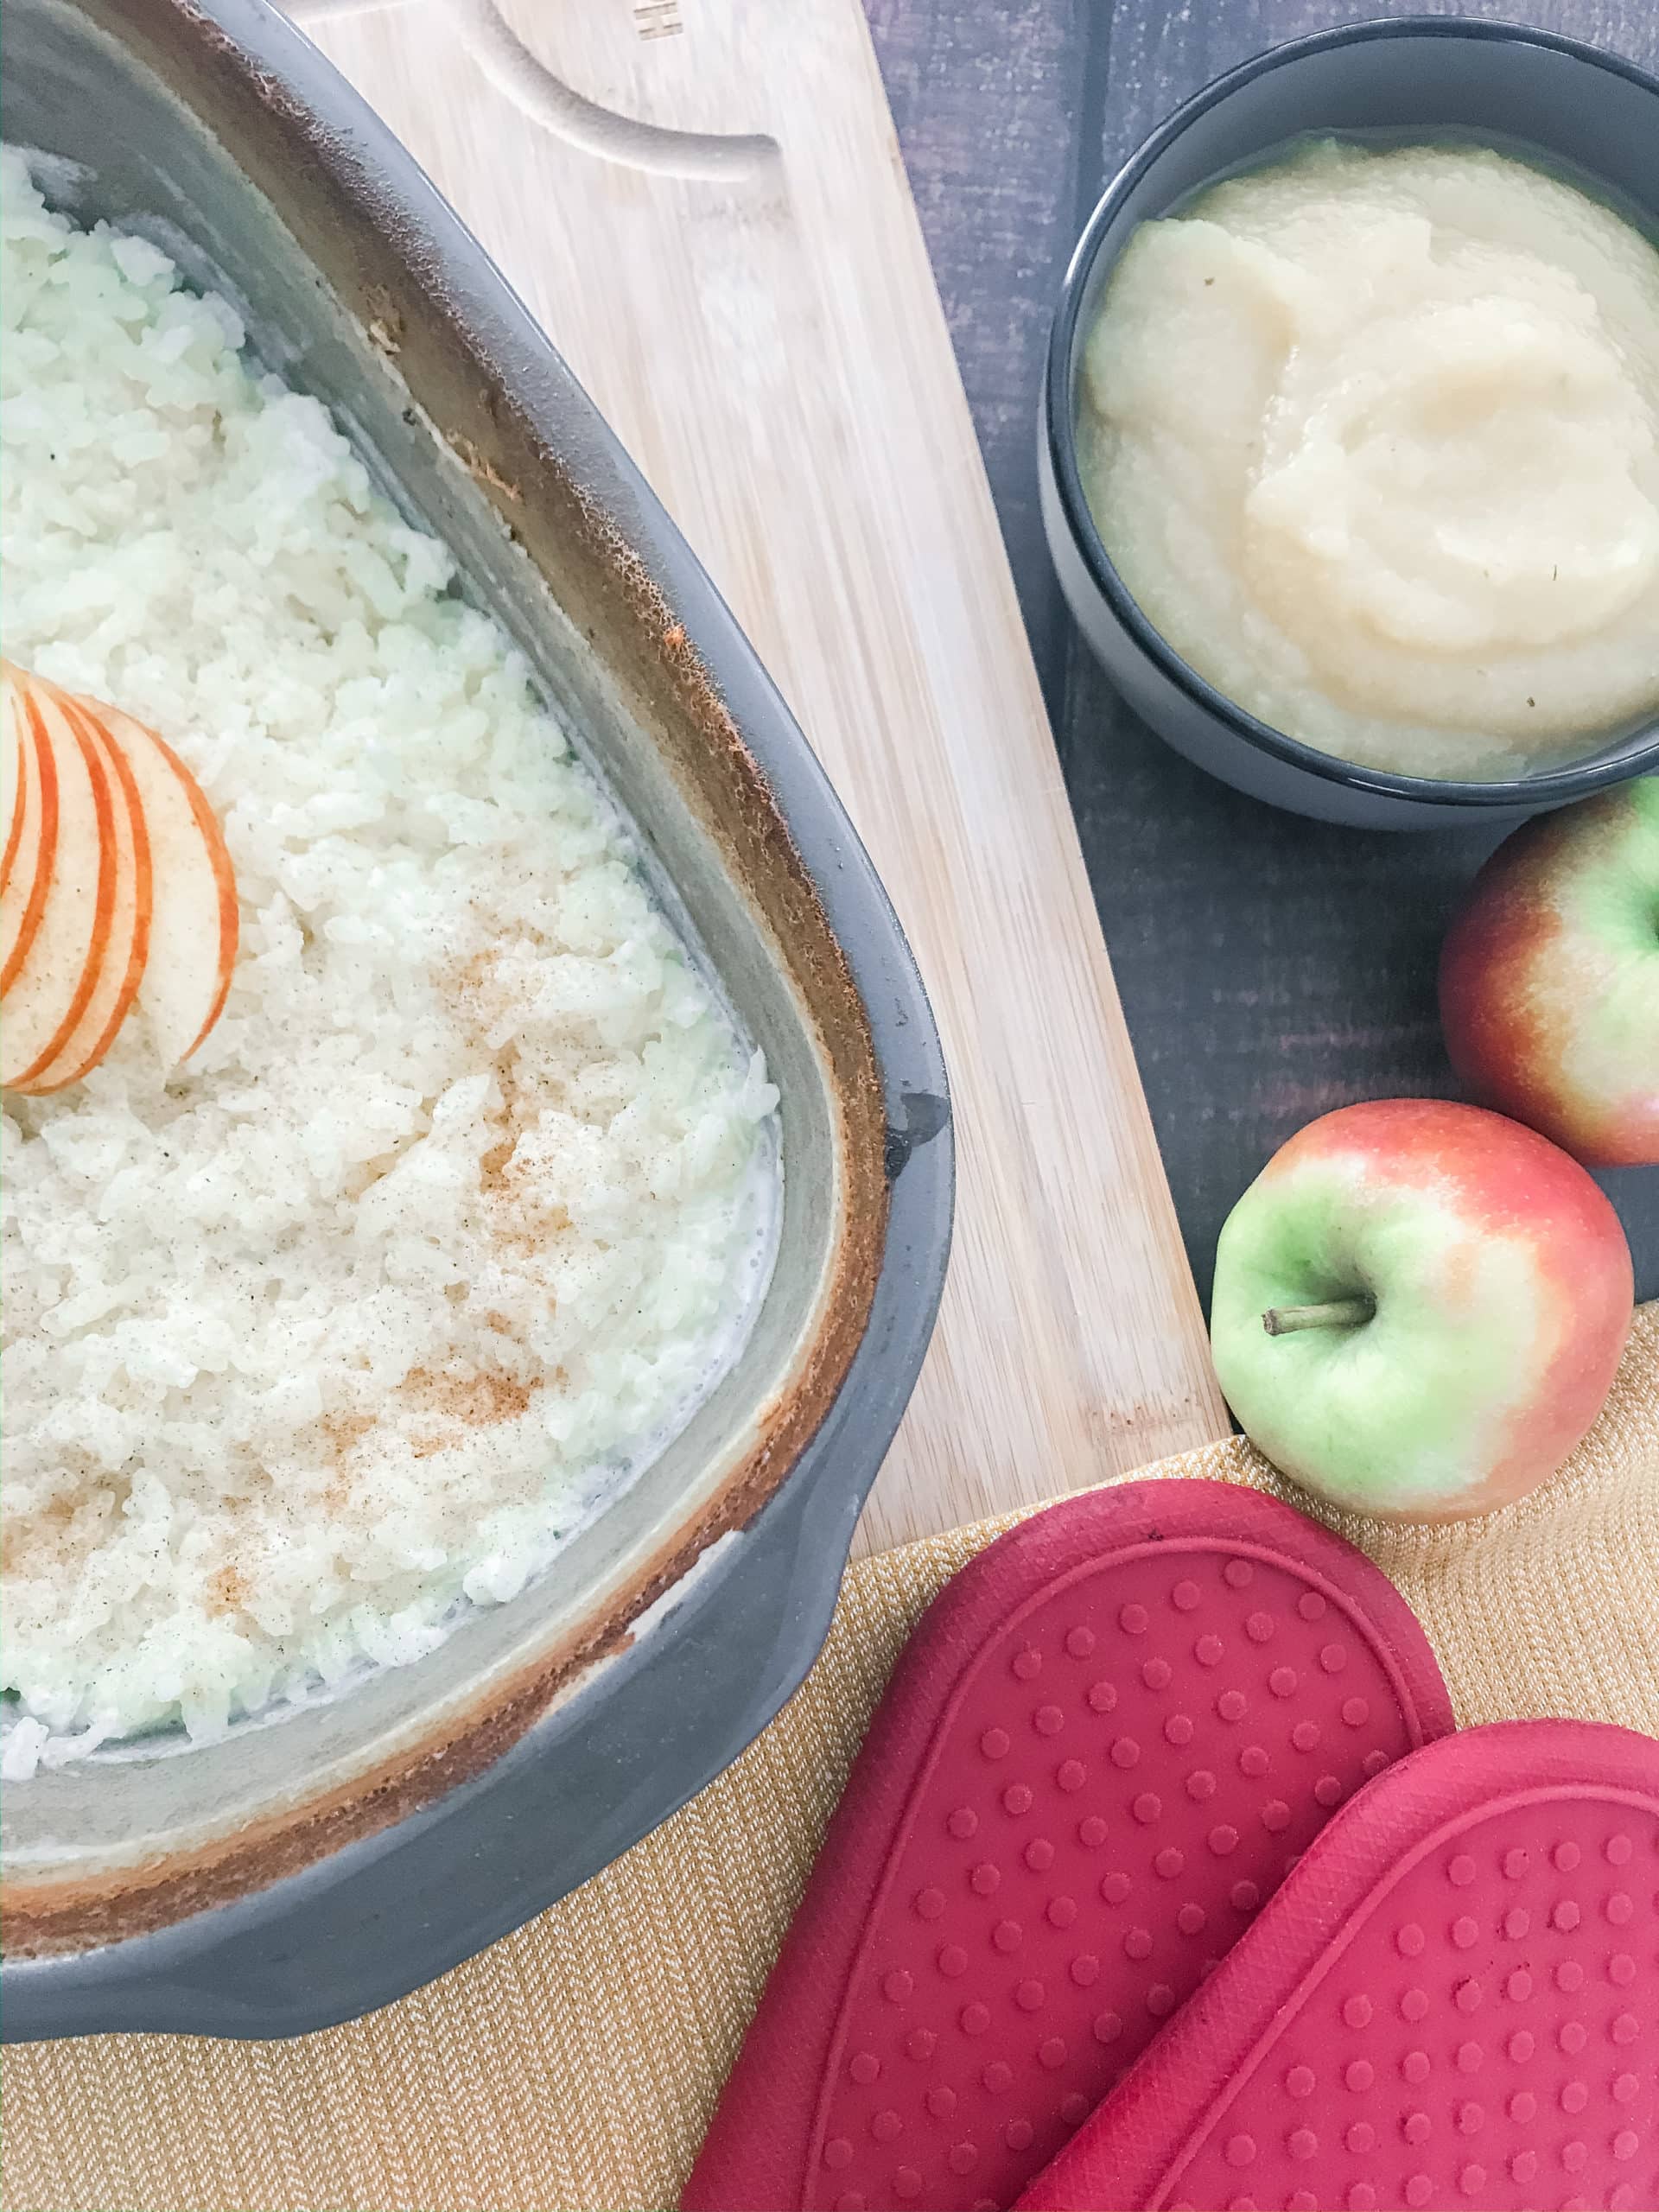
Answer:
top-left (285, 0), bottom-right (1229, 1552)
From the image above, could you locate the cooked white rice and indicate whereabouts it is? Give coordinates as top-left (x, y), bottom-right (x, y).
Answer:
top-left (0, 149), bottom-right (779, 1771)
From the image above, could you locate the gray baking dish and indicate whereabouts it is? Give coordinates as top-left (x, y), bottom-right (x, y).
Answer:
top-left (0, 0), bottom-right (952, 2039)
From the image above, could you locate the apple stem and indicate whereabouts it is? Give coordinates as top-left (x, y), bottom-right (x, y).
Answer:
top-left (1262, 1294), bottom-right (1376, 1338)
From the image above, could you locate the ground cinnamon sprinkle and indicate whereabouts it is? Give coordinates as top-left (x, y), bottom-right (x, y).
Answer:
top-left (3, 1495), bottom-right (81, 1574)
top-left (207, 1565), bottom-right (249, 1616)
top-left (320, 1412), bottom-right (375, 1455)
top-left (317, 1412), bottom-right (378, 1514)
top-left (400, 1363), bottom-right (534, 1430)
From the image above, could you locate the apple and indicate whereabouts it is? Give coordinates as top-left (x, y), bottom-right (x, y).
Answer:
top-left (0, 670), bottom-right (60, 995)
top-left (99, 696), bottom-right (238, 1066)
top-left (0, 676), bottom-right (118, 1090)
top-left (1209, 1099), bottom-right (1633, 1522)
top-left (0, 699), bottom-right (26, 900)
top-left (1440, 778), bottom-right (1659, 1166)
top-left (22, 695), bottom-right (153, 1094)
top-left (0, 662), bottom-right (238, 1090)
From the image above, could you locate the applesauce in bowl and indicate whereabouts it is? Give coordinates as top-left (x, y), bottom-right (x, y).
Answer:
top-left (1040, 18), bottom-right (1659, 827)
top-left (1076, 137), bottom-right (1659, 784)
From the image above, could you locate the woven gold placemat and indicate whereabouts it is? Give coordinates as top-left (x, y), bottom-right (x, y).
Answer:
top-left (5, 1305), bottom-right (1656, 2212)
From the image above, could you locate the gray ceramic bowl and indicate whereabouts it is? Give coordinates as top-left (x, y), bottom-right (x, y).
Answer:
top-left (1, 0), bottom-right (951, 2038)
top-left (1040, 16), bottom-right (1659, 830)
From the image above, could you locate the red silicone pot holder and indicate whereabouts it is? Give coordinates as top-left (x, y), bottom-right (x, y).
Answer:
top-left (682, 1479), bottom-right (1453, 2212)
top-left (1017, 1718), bottom-right (1659, 2212)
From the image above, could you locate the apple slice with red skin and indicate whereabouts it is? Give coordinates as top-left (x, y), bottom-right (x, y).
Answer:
top-left (97, 696), bottom-right (238, 1067)
top-left (1, 666), bottom-right (237, 1089)
top-left (0, 678), bottom-right (120, 1092)
top-left (0, 694), bottom-right (26, 900)
top-left (20, 693), bottom-right (155, 1095)
top-left (0, 667), bottom-right (60, 996)
top-left (3, 668), bottom-right (136, 1093)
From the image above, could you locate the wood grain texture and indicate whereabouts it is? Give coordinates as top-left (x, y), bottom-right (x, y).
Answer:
top-left (868, 0), bottom-right (1659, 1312)
top-left (867, 0), bottom-right (1089, 711)
top-left (280, 0), bottom-right (1229, 1554)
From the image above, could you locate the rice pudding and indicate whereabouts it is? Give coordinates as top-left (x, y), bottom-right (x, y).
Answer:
top-left (0, 151), bottom-right (779, 1769)
top-left (1077, 139), bottom-right (1659, 780)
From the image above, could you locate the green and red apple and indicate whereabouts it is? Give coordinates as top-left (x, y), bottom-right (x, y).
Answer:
top-left (1440, 778), bottom-right (1659, 1166)
top-left (1210, 1099), bottom-right (1632, 1522)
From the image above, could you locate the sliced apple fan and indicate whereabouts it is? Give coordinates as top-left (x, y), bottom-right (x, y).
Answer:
top-left (0, 662), bottom-right (237, 1091)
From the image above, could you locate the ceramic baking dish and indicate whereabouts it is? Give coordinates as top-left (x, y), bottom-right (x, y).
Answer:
top-left (0, 0), bottom-right (951, 2039)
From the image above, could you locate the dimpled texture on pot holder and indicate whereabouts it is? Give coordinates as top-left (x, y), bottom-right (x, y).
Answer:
top-left (681, 1479), bottom-right (1454, 2212)
top-left (1016, 1718), bottom-right (1659, 2212)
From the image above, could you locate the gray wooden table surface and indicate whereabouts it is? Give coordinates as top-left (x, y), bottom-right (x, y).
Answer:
top-left (866, 0), bottom-right (1659, 1309)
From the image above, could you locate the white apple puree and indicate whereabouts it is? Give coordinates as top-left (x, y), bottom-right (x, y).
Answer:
top-left (0, 150), bottom-right (781, 1770)
top-left (1078, 139), bottom-right (1659, 779)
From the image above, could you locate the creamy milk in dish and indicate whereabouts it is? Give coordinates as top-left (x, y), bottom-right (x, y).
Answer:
top-left (0, 151), bottom-right (780, 1773)
top-left (1077, 139), bottom-right (1659, 779)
